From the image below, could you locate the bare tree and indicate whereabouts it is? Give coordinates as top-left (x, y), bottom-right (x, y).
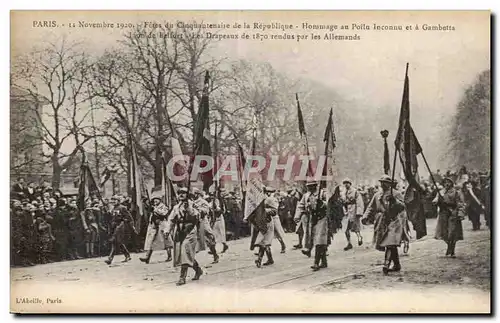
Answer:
top-left (11, 38), bottom-right (96, 189)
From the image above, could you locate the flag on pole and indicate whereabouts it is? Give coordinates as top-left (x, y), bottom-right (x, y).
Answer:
top-left (322, 108), bottom-right (338, 201)
top-left (394, 63), bottom-right (426, 239)
top-left (78, 160), bottom-right (102, 212)
top-left (161, 151), bottom-right (177, 208)
top-left (171, 136), bottom-right (187, 186)
top-left (244, 112), bottom-right (268, 249)
top-left (129, 133), bottom-right (146, 233)
top-left (193, 71), bottom-right (213, 192)
top-left (295, 93), bottom-right (315, 188)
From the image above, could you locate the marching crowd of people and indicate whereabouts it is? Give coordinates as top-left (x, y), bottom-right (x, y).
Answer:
top-left (10, 166), bottom-right (490, 286)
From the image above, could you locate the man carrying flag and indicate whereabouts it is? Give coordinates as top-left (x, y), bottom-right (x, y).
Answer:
top-left (139, 186), bottom-right (173, 264)
top-left (293, 93), bottom-right (315, 251)
top-left (192, 71), bottom-right (213, 193)
top-left (393, 63), bottom-right (427, 242)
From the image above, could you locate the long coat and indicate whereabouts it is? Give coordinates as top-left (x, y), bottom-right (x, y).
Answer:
top-left (209, 199), bottom-right (226, 243)
top-left (434, 188), bottom-right (465, 242)
top-left (296, 191), bottom-right (329, 249)
top-left (255, 196), bottom-right (277, 247)
top-left (363, 190), bottom-right (410, 251)
top-left (193, 198), bottom-right (215, 251)
top-left (267, 195), bottom-right (286, 240)
top-left (341, 188), bottom-right (364, 232)
top-left (143, 203), bottom-right (173, 251)
top-left (109, 204), bottom-right (134, 246)
top-left (165, 200), bottom-right (200, 267)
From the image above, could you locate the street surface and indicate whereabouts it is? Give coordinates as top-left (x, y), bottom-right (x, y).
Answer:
top-left (11, 218), bottom-right (491, 313)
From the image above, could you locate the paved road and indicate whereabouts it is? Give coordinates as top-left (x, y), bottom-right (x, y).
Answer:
top-left (11, 217), bottom-right (491, 313)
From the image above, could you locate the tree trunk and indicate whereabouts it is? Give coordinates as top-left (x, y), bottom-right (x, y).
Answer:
top-left (51, 153), bottom-right (62, 190)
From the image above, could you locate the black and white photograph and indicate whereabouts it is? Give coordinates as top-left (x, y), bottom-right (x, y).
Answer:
top-left (9, 10), bottom-right (491, 313)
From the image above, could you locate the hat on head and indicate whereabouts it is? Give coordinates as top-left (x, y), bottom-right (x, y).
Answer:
top-left (150, 186), bottom-right (163, 202)
top-left (342, 178), bottom-right (352, 185)
top-left (442, 177), bottom-right (454, 185)
top-left (379, 174), bottom-right (394, 184)
top-left (192, 187), bottom-right (201, 195)
top-left (264, 186), bottom-right (276, 193)
top-left (178, 187), bottom-right (188, 194)
top-left (306, 181), bottom-right (318, 187)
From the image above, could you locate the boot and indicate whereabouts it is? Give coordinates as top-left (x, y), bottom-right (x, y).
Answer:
top-left (302, 248), bottom-right (311, 257)
top-left (389, 247), bottom-right (401, 272)
top-left (263, 246), bottom-right (274, 266)
top-left (105, 255), bottom-right (113, 265)
top-left (320, 249), bottom-right (328, 268)
top-left (357, 235), bottom-right (363, 246)
top-left (192, 261), bottom-right (203, 281)
top-left (166, 248), bottom-right (172, 262)
top-left (311, 247), bottom-right (321, 271)
top-left (89, 243), bottom-right (95, 257)
top-left (105, 246), bottom-right (115, 265)
top-left (140, 250), bottom-right (153, 264)
top-left (85, 243), bottom-right (91, 258)
top-left (121, 245), bottom-right (131, 262)
top-left (74, 249), bottom-right (83, 259)
top-left (210, 246), bottom-right (219, 264)
top-left (176, 265), bottom-right (188, 286)
top-left (280, 241), bottom-right (286, 254)
top-left (344, 243), bottom-right (353, 251)
top-left (255, 246), bottom-right (265, 268)
top-left (293, 244), bottom-right (303, 250)
top-left (382, 248), bottom-right (392, 275)
top-left (450, 241), bottom-right (456, 258)
top-left (222, 243), bottom-right (229, 254)
top-left (445, 241), bottom-right (452, 256)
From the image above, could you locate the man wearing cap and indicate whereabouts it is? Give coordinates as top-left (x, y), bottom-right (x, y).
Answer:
top-left (139, 186), bottom-right (173, 264)
top-left (254, 186), bottom-right (277, 267)
top-left (206, 192), bottom-right (229, 254)
top-left (295, 181), bottom-right (321, 257)
top-left (362, 175), bottom-right (410, 275)
top-left (164, 187), bottom-right (203, 286)
top-left (225, 191), bottom-right (243, 240)
top-left (433, 177), bottom-right (466, 258)
top-left (192, 188), bottom-right (220, 264)
top-left (341, 178), bottom-right (365, 251)
top-left (105, 196), bottom-right (138, 265)
top-left (265, 187), bottom-right (286, 254)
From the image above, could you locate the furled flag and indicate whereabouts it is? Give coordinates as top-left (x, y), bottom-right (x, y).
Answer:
top-left (244, 112), bottom-right (268, 250)
top-left (394, 63), bottom-right (426, 239)
top-left (193, 71), bottom-right (213, 192)
top-left (295, 93), bottom-right (315, 186)
top-left (129, 132), bottom-right (146, 233)
top-left (78, 157), bottom-right (102, 212)
top-left (322, 108), bottom-right (338, 201)
top-left (161, 151), bottom-right (177, 209)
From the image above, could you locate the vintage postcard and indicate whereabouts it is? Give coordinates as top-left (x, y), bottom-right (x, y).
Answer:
top-left (10, 10), bottom-right (491, 313)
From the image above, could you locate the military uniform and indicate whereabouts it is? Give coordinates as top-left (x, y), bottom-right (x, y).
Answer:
top-left (164, 191), bottom-right (203, 286)
top-left (295, 183), bottom-right (330, 265)
top-left (140, 189), bottom-right (174, 264)
top-left (341, 178), bottom-right (364, 250)
top-left (254, 187), bottom-right (276, 267)
top-left (208, 196), bottom-right (229, 253)
top-left (193, 190), bottom-right (219, 263)
top-left (434, 177), bottom-right (466, 257)
top-left (362, 175), bottom-right (410, 274)
top-left (105, 201), bottom-right (136, 265)
top-left (267, 191), bottom-right (286, 253)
